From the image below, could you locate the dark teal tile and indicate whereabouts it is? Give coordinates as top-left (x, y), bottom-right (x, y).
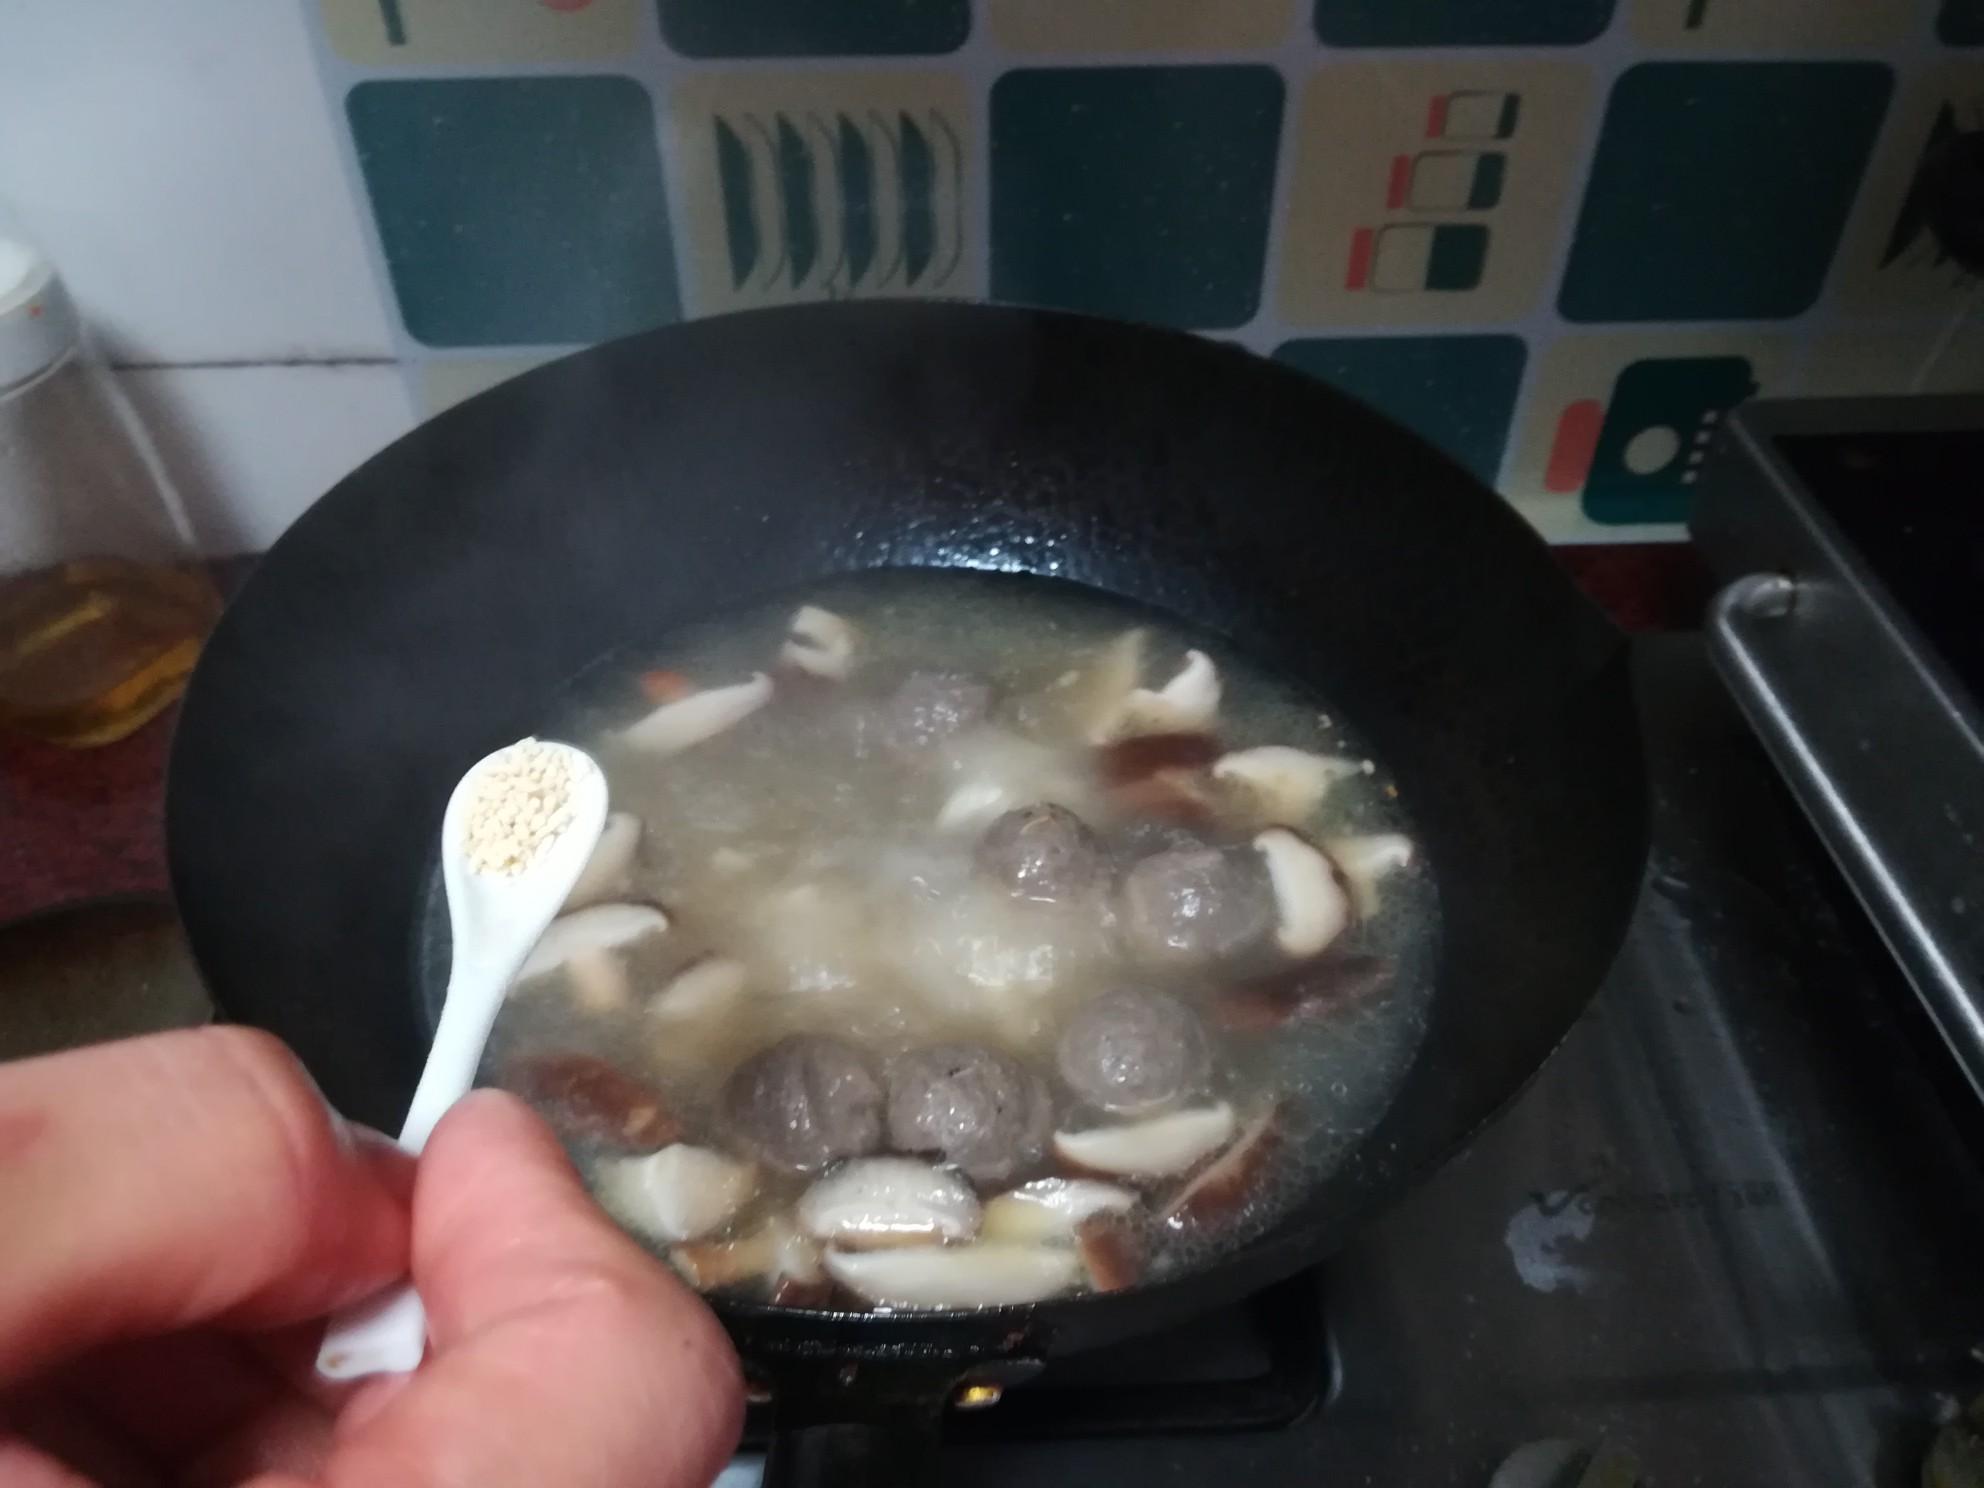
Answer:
top-left (1273, 334), bottom-right (1525, 484)
top-left (991, 66), bottom-right (1283, 331)
top-left (1941, 0), bottom-right (1984, 42)
top-left (1560, 63), bottom-right (1892, 323)
top-left (1315, 0), bottom-right (1614, 46)
top-left (658, 0), bottom-right (968, 57)
top-left (348, 78), bottom-right (678, 348)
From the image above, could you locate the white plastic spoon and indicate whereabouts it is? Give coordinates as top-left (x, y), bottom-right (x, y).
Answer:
top-left (315, 738), bottom-right (609, 1381)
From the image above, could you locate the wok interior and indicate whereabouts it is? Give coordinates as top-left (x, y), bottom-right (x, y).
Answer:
top-left (166, 302), bottom-right (1646, 1337)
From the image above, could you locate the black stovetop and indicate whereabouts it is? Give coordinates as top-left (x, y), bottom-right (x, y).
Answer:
top-left (721, 635), bottom-right (1984, 1487)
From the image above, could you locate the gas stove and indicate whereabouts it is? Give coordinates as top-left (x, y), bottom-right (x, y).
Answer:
top-left (712, 635), bottom-right (1984, 1487)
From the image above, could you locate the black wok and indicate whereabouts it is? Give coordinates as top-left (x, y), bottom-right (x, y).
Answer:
top-left (165, 301), bottom-right (1646, 1484)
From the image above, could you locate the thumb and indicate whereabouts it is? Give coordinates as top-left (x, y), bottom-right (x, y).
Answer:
top-left (308, 1091), bottom-right (743, 1488)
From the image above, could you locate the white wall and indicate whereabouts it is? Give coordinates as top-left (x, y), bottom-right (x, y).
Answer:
top-left (0, 0), bottom-right (413, 553)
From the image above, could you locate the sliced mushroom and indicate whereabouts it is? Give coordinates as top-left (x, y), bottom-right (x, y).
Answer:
top-left (1254, 828), bottom-right (1350, 959)
top-left (503, 1052), bottom-right (680, 1152)
top-left (824, 1244), bottom-right (1081, 1310)
top-left (596, 1144), bottom-right (759, 1244)
top-left (1074, 628), bottom-right (1149, 744)
top-left (779, 605), bottom-right (859, 680)
top-left (647, 955), bottom-right (750, 1023)
top-left (1106, 650), bottom-right (1220, 740)
top-left (1052, 1103), bottom-right (1236, 1180)
top-left (561, 811), bottom-right (643, 912)
top-left (980, 1178), bottom-right (1137, 1244)
top-left (1076, 1214), bottom-right (1144, 1293)
top-left (515, 902), bottom-right (669, 1014)
top-left (672, 1214), bottom-right (824, 1292)
top-left (618, 672), bottom-right (773, 755)
top-left (1097, 732), bottom-right (1224, 825)
top-left (1158, 1105), bottom-right (1283, 1232)
top-left (1212, 747), bottom-right (1362, 828)
top-left (796, 1157), bottom-right (981, 1250)
top-left (1213, 953), bottom-right (1396, 1032)
top-left (1326, 833), bottom-right (1417, 919)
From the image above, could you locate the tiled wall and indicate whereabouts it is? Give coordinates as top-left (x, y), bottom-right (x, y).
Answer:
top-left (304, 0), bottom-right (1984, 543)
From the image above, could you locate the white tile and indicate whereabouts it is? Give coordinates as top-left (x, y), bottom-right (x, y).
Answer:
top-left (0, 0), bottom-right (393, 364)
top-left (117, 363), bottom-right (414, 555)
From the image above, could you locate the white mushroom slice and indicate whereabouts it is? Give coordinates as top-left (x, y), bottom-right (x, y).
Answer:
top-left (1327, 833), bottom-right (1417, 919)
top-left (672, 1214), bottom-right (823, 1291)
top-left (647, 956), bottom-right (749, 1023)
top-left (980, 1179), bottom-right (1137, 1244)
top-left (618, 672), bottom-right (772, 755)
top-left (597, 1144), bottom-right (759, 1244)
top-left (561, 811), bottom-right (643, 912)
top-left (779, 605), bottom-right (858, 680)
top-left (1212, 748), bottom-right (1362, 827)
top-left (797, 1158), bottom-right (981, 1251)
top-left (935, 780), bottom-right (1012, 832)
top-left (1052, 1103), bottom-right (1236, 1179)
top-left (1075, 628), bottom-right (1149, 744)
top-left (1254, 828), bottom-right (1351, 958)
top-left (825, 1244), bottom-right (1081, 1310)
top-left (1110, 650), bottom-right (1221, 740)
top-left (515, 903), bottom-right (669, 1012)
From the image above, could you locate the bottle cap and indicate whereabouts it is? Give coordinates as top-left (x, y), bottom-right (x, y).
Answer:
top-left (0, 237), bottom-right (80, 391)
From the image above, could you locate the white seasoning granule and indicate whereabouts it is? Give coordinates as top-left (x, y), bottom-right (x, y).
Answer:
top-left (462, 739), bottom-right (577, 877)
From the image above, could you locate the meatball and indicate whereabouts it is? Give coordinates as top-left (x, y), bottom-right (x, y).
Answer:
top-left (886, 1042), bottom-right (1052, 1186)
top-left (1119, 843), bottom-right (1273, 966)
top-left (721, 1034), bottom-right (883, 1174)
top-left (880, 669), bottom-right (993, 751)
top-left (974, 804), bottom-right (1106, 905)
top-left (1056, 987), bottom-right (1211, 1117)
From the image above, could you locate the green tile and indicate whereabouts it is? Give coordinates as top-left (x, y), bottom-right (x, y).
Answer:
top-left (1315, 0), bottom-right (1614, 46)
top-left (1941, 0), bottom-right (1984, 42)
top-left (348, 78), bottom-right (678, 348)
top-left (1560, 63), bottom-right (1892, 323)
top-left (991, 66), bottom-right (1284, 331)
top-left (1273, 334), bottom-right (1525, 484)
top-left (658, 0), bottom-right (968, 57)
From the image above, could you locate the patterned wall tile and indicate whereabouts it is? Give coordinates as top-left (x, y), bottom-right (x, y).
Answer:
top-left (657, 0), bottom-right (969, 58)
top-left (1274, 335), bottom-right (1526, 483)
top-left (1508, 330), bottom-right (1795, 535)
top-left (671, 72), bottom-right (973, 316)
top-left (318, 0), bottom-right (638, 65)
top-left (348, 77), bottom-right (679, 347)
top-left (1314, 0), bottom-right (1616, 46)
top-left (988, 0), bottom-right (1296, 53)
top-left (1560, 63), bottom-right (1893, 323)
top-left (1279, 62), bottom-right (1592, 329)
top-left (1630, 0), bottom-right (1923, 50)
top-left (990, 66), bottom-right (1283, 330)
top-left (1831, 63), bottom-right (1984, 317)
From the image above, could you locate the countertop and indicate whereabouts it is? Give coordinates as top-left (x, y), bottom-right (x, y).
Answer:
top-left (0, 544), bottom-right (1713, 927)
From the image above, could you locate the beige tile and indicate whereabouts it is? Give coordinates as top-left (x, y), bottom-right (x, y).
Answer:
top-left (318, 0), bottom-right (639, 66)
top-left (420, 354), bottom-right (560, 416)
top-left (1505, 330), bottom-right (1795, 541)
top-left (671, 72), bottom-right (976, 318)
top-left (1631, 0), bottom-right (1922, 50)
top-left (1278, 61), bottom-right (1592, 329)
top-left (986, 0), bottom-right (1295, 52)
top-left (1832, 64), bottom-right (1984, 318)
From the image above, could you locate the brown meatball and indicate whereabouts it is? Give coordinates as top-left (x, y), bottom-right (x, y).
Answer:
top-left (886, 1042), bottom-right (1052, 1186)
top-left (721, 1034), bottom-right (883, 1174)
top-left (880, 669), bottom-right (992, 751)
top-left (1119, 843), bottom-right (1272, 966)
top-left (1056, 987), bottom-right (1212, 1117)
top-left (974, 804), bottom-right (1106, 905)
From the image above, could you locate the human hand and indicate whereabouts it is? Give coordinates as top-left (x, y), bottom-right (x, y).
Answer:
top-left (0, 1027), bottom-right (744, 1487)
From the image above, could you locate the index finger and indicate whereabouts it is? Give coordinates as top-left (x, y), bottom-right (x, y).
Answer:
top-left (0, 1027), bottom-right (412, 1386)
top-left (314, 1092), bottom-right (744, 1488)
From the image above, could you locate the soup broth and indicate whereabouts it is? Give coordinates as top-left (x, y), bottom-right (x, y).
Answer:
top-left (470, 571), bottom-right (1436, 1312)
